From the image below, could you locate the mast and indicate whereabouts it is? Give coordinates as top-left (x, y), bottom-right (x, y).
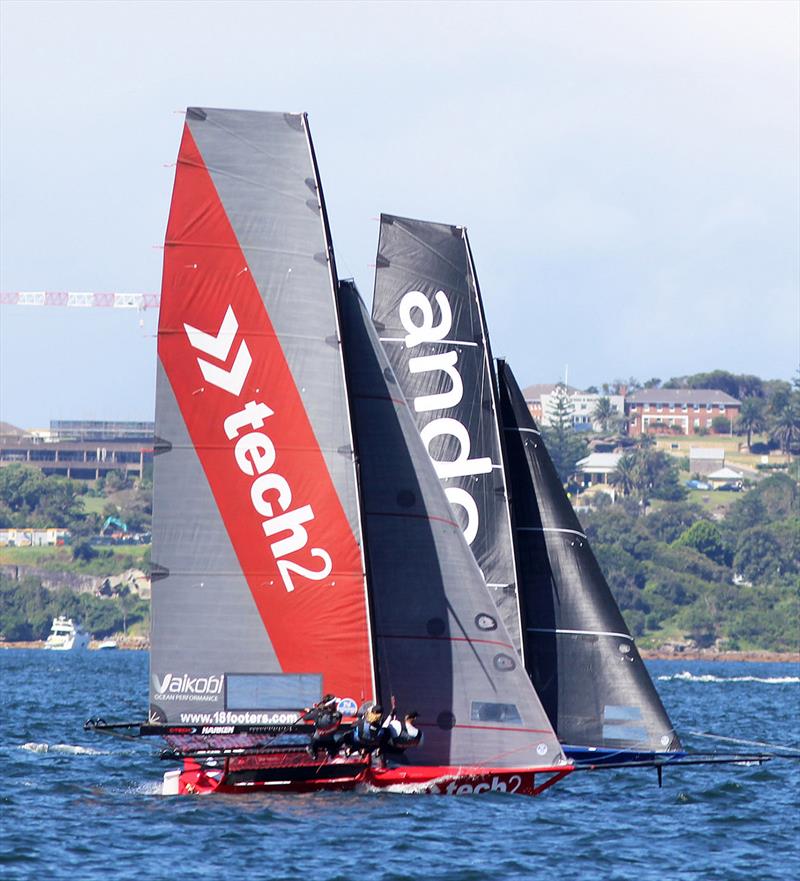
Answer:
top-left (303, 116), bottom-right (378, 702)
top-left (463, 232), bottom-right (527, 670)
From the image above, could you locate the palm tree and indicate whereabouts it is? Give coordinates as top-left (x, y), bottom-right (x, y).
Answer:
top-left (770, 399), bottom-right (800, 455)
top-left (736, 397), bottom-right (766, 452)
top-left (592, 396), bottom-right (614, 433)
top-left (610, 454), bottom-right (638, 497)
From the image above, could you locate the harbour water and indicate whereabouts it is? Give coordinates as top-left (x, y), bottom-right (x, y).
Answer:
top-left (1, 650), bottom-right (798, 880)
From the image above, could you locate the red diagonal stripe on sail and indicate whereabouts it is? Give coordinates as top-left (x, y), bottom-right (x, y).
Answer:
top-left (158, 122), bottom-right (372, 703)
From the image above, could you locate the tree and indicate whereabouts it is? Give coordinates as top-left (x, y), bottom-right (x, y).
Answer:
top-left (610, 454), bottom-right (638, 498)
top-left (542, 384), bottom-right (588, 483)
top-left (592, 396), bottom-right (614, 433)
top-left (643, 377), bottom-right (661, 389)
top-left (674, 520), bottom-right (728, 566)
top-left (733, 527), bottom-right (783, 584)
top-left (711, 415), bottom-right (731, 434)
top-left (610, 446), bottom-right (685, 510)
top-left (769, 393), bottom-right (800, 454)
top-left (736, 397), bottom-right (766, 451)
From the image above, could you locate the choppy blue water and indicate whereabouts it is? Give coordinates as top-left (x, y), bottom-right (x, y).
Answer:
top-left (1, 651), bottom-right (798, 881)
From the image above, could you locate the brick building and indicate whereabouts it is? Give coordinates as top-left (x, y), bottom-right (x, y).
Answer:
top-left (626, 389), bottom-right (740, 436)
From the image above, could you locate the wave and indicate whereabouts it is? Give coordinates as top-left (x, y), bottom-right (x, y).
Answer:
top-left (657, 672), bottom-right (800, 684)
top-left (20, 742), bottom-right (108, 755)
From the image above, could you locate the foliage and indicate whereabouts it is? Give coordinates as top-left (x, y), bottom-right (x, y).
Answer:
top-left (591, 396), bottom-right (614, 432)
top-left (0, 465), bottom-right (87, 529)
top-left (711, 416), bottom-right (731, 434)
top-left (541, 384), bottom-right (588, 483)
top-left (0, 575), bottom-right (149, 641)
top-left (674, 520), bottom-right (729, 566)
top-left (609, 445), bottom-right (686, 509)
top-left (736, 397), bottom-right (767, 451)
top-left (583, 467), bottom-right (800, 651)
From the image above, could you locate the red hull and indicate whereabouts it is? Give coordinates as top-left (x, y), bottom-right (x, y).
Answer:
top-left (170, 753), bottom-right (572, 797)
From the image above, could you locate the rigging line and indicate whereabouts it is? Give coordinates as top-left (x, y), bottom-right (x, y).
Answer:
top-left (516, 526), bottom-right (587, 539)
top-left (689, 731), bottom-right (800, 753)
top-left (527, 627), bottom-right (632, 641)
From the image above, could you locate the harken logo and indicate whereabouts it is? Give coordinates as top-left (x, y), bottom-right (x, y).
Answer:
top-left (185, 305), bottom-right (252, 396)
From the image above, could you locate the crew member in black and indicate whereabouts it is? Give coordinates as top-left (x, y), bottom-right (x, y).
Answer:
top-left (380, 709), bottom-right (423, 766)
top-left (306, 694), bottom-right (342, 760)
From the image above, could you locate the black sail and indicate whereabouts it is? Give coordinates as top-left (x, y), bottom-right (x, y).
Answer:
top-left (339, 281), bottom-right (565, 769)
top-left (371, 215), bottom-right (523, 657)
top-left (497, 360), bottom-right (681, 753)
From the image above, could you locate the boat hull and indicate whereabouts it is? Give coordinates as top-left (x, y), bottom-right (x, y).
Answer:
top-left (564, 745), bottom-right (687, 766)
top-left (167, 754), bottom-right (572, 797)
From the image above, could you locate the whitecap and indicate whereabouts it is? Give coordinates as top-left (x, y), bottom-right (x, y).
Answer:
top-left (19, 742), bottom-right (108, 755)
top-left (657, 672), bottom-right (800, 684)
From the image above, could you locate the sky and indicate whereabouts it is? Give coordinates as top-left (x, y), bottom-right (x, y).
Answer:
top-left (1, 0), bottom-right (798, 428)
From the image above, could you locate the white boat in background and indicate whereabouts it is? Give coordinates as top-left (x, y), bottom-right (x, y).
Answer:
top-left (44, 617), bottom-right (90, 651)
top-left (95, 639), bottom-right (118, 651)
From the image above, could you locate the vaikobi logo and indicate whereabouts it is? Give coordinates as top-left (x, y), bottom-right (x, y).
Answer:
top-left (152, 673), bottom-right (224, 702)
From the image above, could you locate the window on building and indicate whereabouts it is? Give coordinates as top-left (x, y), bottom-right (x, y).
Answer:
top-left (706, 404), bottom-right (713, 412)
top-left (694, 403), bottom-right (700, 411)
top-left (694, 418), bottom-right (700, 428)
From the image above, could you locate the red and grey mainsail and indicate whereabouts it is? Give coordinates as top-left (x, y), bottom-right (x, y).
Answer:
top-left (151, 109), bottom-right (373, 722)
top-left (371, 216), bottom-right (523, 657)
top-left (497, 361), bottom-right (681, 753)
top-left (339, 281), bottom-right (564, 768)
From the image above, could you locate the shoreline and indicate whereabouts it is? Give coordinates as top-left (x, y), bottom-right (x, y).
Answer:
top-left (1, 642), bottom-right (797, 662)
top-left (639, 648), bottom-right (799, 663)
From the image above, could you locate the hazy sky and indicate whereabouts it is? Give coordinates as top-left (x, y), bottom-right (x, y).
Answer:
top-left (1, 0), bottom-right (798, 428)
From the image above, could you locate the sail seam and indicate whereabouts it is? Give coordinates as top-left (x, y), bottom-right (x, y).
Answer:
top-left (378, 633), bottom-right (514, 650)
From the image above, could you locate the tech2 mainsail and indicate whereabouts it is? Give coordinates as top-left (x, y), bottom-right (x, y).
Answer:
top-left (150, 108), bottom-right (374, 724)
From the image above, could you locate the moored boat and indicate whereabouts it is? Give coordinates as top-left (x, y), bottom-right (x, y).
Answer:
top-left (44, 617), bottom-right (89, 651)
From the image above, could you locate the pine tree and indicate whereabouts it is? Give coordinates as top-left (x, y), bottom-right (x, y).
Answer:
top-left (542, 384), bottom-right (587, 484)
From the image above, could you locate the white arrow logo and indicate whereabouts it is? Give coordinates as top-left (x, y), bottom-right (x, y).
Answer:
top-left (184, 305), bottom-right (252, 396)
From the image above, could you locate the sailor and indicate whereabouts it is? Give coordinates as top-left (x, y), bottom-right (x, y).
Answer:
top-left (339, 703), bottom-right (385, 756)
top-left (307, 694), bottom-right (343, 760)
top-left (380, 710), bottom-right (423, 765)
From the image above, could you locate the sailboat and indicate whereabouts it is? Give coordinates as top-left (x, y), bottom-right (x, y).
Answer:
top-left (371, 215), bottom-right (682, 764)
top-left (86, 108), bottom-right (572, 796)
